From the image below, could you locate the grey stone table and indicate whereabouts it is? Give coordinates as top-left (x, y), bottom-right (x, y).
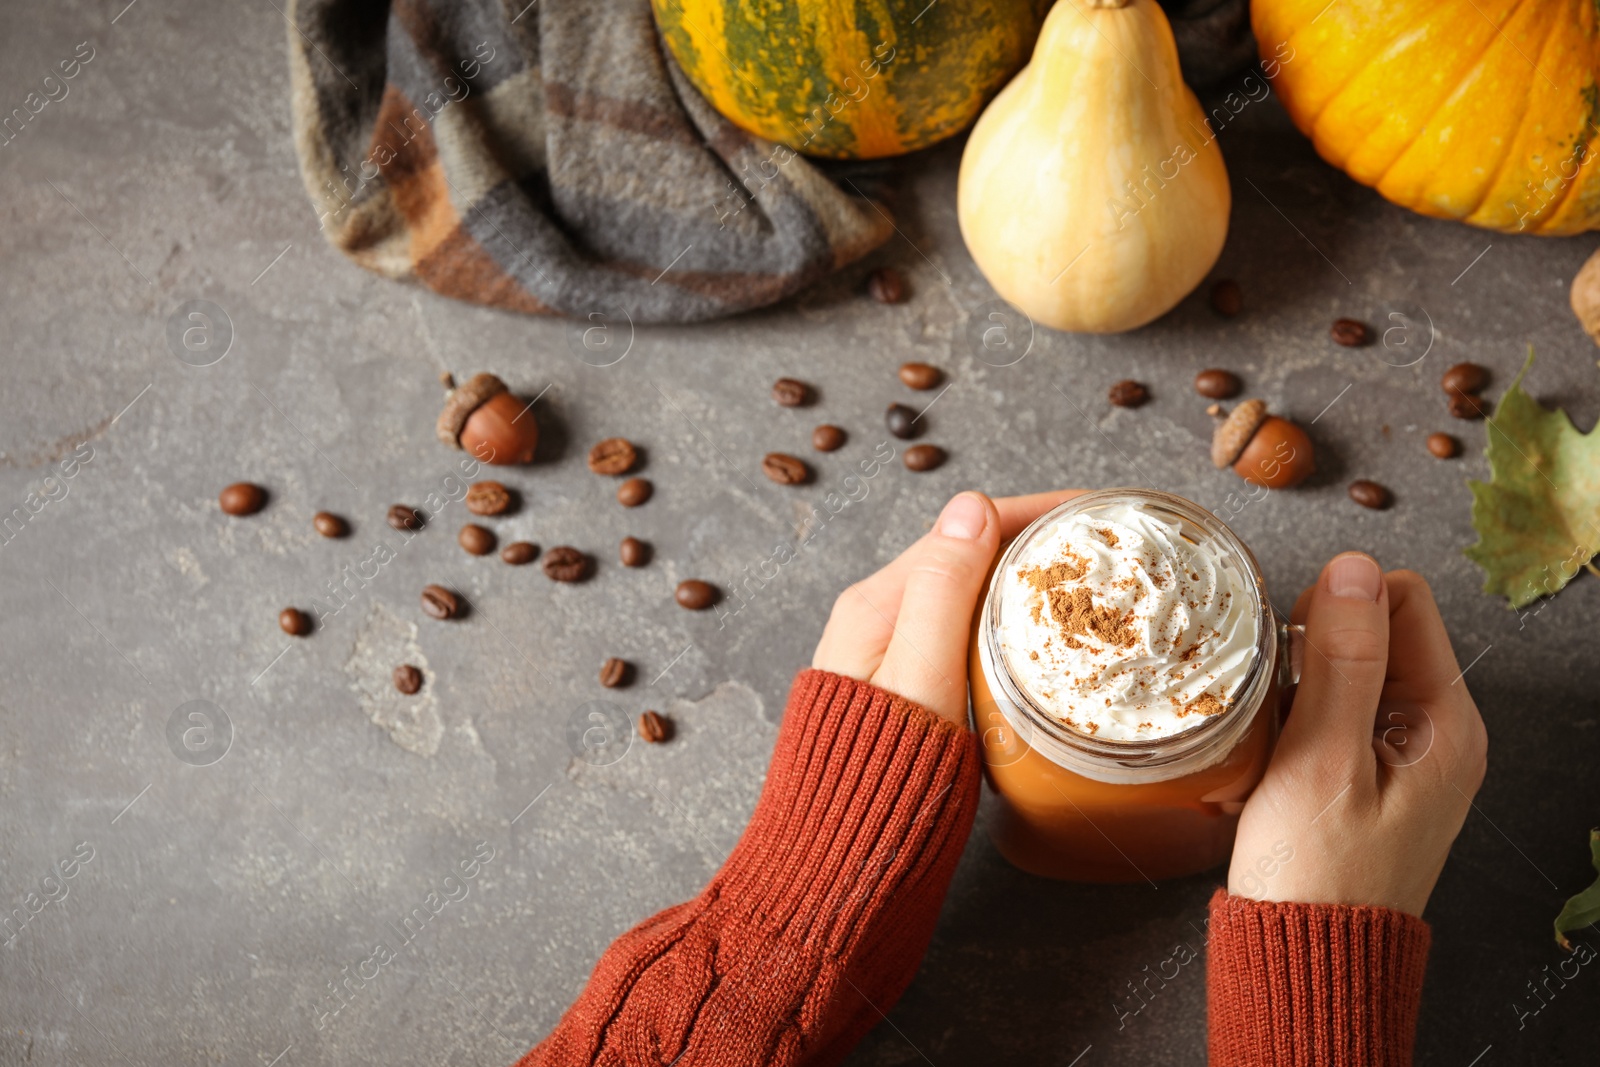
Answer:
top-left (2, 4), bottom-right (1596, 1066)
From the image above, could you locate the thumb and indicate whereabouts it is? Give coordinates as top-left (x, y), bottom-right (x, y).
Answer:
top-left (1277, 552), bottom-right (1391, 772)
top-left (873, 492), bottom-right (1002, 723)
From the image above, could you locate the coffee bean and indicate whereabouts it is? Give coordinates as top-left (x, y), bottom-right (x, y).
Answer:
top-left (420, 585), bottom-right (460, 620)
top-left (1194, 369), bottom-right (1241, 399)
top-left (501, 541), bottom-right (538, 565)
top-left (599, 657), bottom-right (631, 688)
top-left (772, 378), bottom-right (810, 407)
top-left (1108, 380), bottom-right (1148, 408)
top-left (387, 504), bottom-right (424, 532)
top-left (459, 524), bottom-right (495, 556)
top-left (1348, 480), bottom-right (1391, 510)
top-left (675, 579), bottom-right (716, 610)
top-left (867, 267), bottom-right (906, 304)
top-left (1330, 318), bottom-right (1371, 346)
top-left (279, 607), bottom-right (311, 636)
top-left (812, 424), bottom-right (845, 452)
top-left (619, 536), bottom-right (649, 567)
top-left (762, 453), bottom-right (809, 485)
top-left (219, 482), bottom-right (266, 516)
top-left (898, 362), bottom-right (942, 390)
top-left (1447, 390), bottom-right (1487, 420)
top-left (587, 437), bottom-right (637, 475)
top-left (393, 664), bottom-right (423, 695)
top-left (465, 480), bottom-right (512, 516)
top-left (903, 444), bottom-right (946, 472)
top-left (617, 477), bottom-right (653, 507)
top-left (1426, 432), bottom-right (1459, 459)
top-left (312, 511), bottom-right (347, 538)
top-left (1210, 279), bottom-right (1242, 317)
top-left (543, 546), bottom-right (590, 582)
top-left (638, 710), bottom-right (671, 743)
top-left (1441, 362), bottom-right (1489, 395)
top-left (885, 403), bottom-right (919, 439)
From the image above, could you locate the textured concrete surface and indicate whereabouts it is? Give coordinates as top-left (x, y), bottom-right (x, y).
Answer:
top-left (2, 4), bottom-right (1597, 1066)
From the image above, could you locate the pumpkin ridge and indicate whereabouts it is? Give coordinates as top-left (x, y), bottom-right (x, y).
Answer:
top-left (1538, 82), bottom-right (1600, 228)
top-left (1462, 0), bottom-right (1563, 219)
top-left (1313, 0), bottom-right (1507, 157)
top-left (1356, 0), bottom-right (1527, 190)
top-left (1255, 0), bottom-right (1600, 233)
top-left (1503, 4), bottom-right (1600, 232)
top-left (1296, 0), bottom-right (1453, 130)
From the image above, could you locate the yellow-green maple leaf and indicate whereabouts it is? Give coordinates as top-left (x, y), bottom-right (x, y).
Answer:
top-left (1555, 828), bottom-right (1600, 950)
top-left (1464, 350), bottom-right (1600, 610)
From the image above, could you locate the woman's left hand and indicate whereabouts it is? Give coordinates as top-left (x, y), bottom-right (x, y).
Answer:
top-left (812, 489), bottom-right (1082, 725)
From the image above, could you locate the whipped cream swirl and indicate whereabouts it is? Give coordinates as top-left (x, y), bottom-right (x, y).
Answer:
top-left (995, 501), bottom-right (1259, 742)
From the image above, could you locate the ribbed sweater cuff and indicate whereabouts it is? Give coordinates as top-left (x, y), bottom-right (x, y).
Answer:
top-left (1207, 889), bottom-right (1431, 1067)
top-left (717, 669), bottom-right (982, 958)
top-left (514, 670), bottom-right (981, 1067)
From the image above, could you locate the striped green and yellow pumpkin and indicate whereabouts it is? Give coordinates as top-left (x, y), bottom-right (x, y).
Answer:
top-left (651, 0), bottom-right (1050, 160)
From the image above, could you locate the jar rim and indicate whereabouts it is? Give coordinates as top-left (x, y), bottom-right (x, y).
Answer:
top-left (979, 487), bottom-right (1278, 782)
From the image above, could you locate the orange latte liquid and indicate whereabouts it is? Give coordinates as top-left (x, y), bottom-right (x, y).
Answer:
top-left (970, 637), bottom-right (1278, 882)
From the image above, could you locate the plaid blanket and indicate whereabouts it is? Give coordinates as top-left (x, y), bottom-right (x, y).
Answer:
top-left (287, 0), bottom-right (895, 324)
top-left (286, 0), bottom-right (1250, 326)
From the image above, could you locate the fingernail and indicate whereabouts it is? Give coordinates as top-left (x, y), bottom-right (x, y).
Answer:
top-left (1327, 553), bottom-right (1381, 601)
top-left (937, 492), bottom-right (987, 541)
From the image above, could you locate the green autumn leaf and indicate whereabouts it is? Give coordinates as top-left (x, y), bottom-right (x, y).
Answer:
top-left (1555, 828), bottom-right (1600, 950)
top-left (1464, 350), bottom-right (1600, 609)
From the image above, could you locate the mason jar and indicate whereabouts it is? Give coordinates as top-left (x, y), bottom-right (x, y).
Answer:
top-left (968, 488), bottom-right (1302, 882)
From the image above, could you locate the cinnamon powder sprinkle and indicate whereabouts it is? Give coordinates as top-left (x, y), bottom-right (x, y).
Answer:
top-left (1021, 560), bottom-right (1138, 651)
top-left (1184, 693), bottom-right (1225, 718)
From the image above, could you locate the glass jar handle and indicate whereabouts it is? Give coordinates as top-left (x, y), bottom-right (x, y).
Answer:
top-left (1278, 622), bottom-right (1305, 688)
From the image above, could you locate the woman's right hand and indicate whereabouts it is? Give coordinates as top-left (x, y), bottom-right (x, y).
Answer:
top-left (812, 489), bottom-right (1081, 725)
top-left (1227, 553), bottom-right (1488, 916)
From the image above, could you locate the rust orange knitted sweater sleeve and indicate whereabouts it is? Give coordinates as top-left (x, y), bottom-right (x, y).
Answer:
top-left (512, 669), bottom-right (1434, 1067)
top-left (514, 669), bottom-right (983, 1067)
top-left (1207, 889), bottom-right (1432, 1067)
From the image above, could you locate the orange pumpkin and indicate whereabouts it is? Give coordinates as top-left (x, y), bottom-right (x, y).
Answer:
top-left (1252, 0), bottom-right (1600, 235)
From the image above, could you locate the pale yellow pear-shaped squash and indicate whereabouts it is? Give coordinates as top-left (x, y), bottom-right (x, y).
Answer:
top-left (959, 0), bottom-right (1230, 333)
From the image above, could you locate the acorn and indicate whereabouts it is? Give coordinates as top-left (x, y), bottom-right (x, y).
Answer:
top-left (436, 373), bottom-right (537, 465)
top-left (1211, 399), bottom-right (1315, 489)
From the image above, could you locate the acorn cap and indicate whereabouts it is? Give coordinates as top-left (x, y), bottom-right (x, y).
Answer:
top-left (1211, 398), bottom-right (1268, 468)
top-left (436, 372), bottom-right (508, 449)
